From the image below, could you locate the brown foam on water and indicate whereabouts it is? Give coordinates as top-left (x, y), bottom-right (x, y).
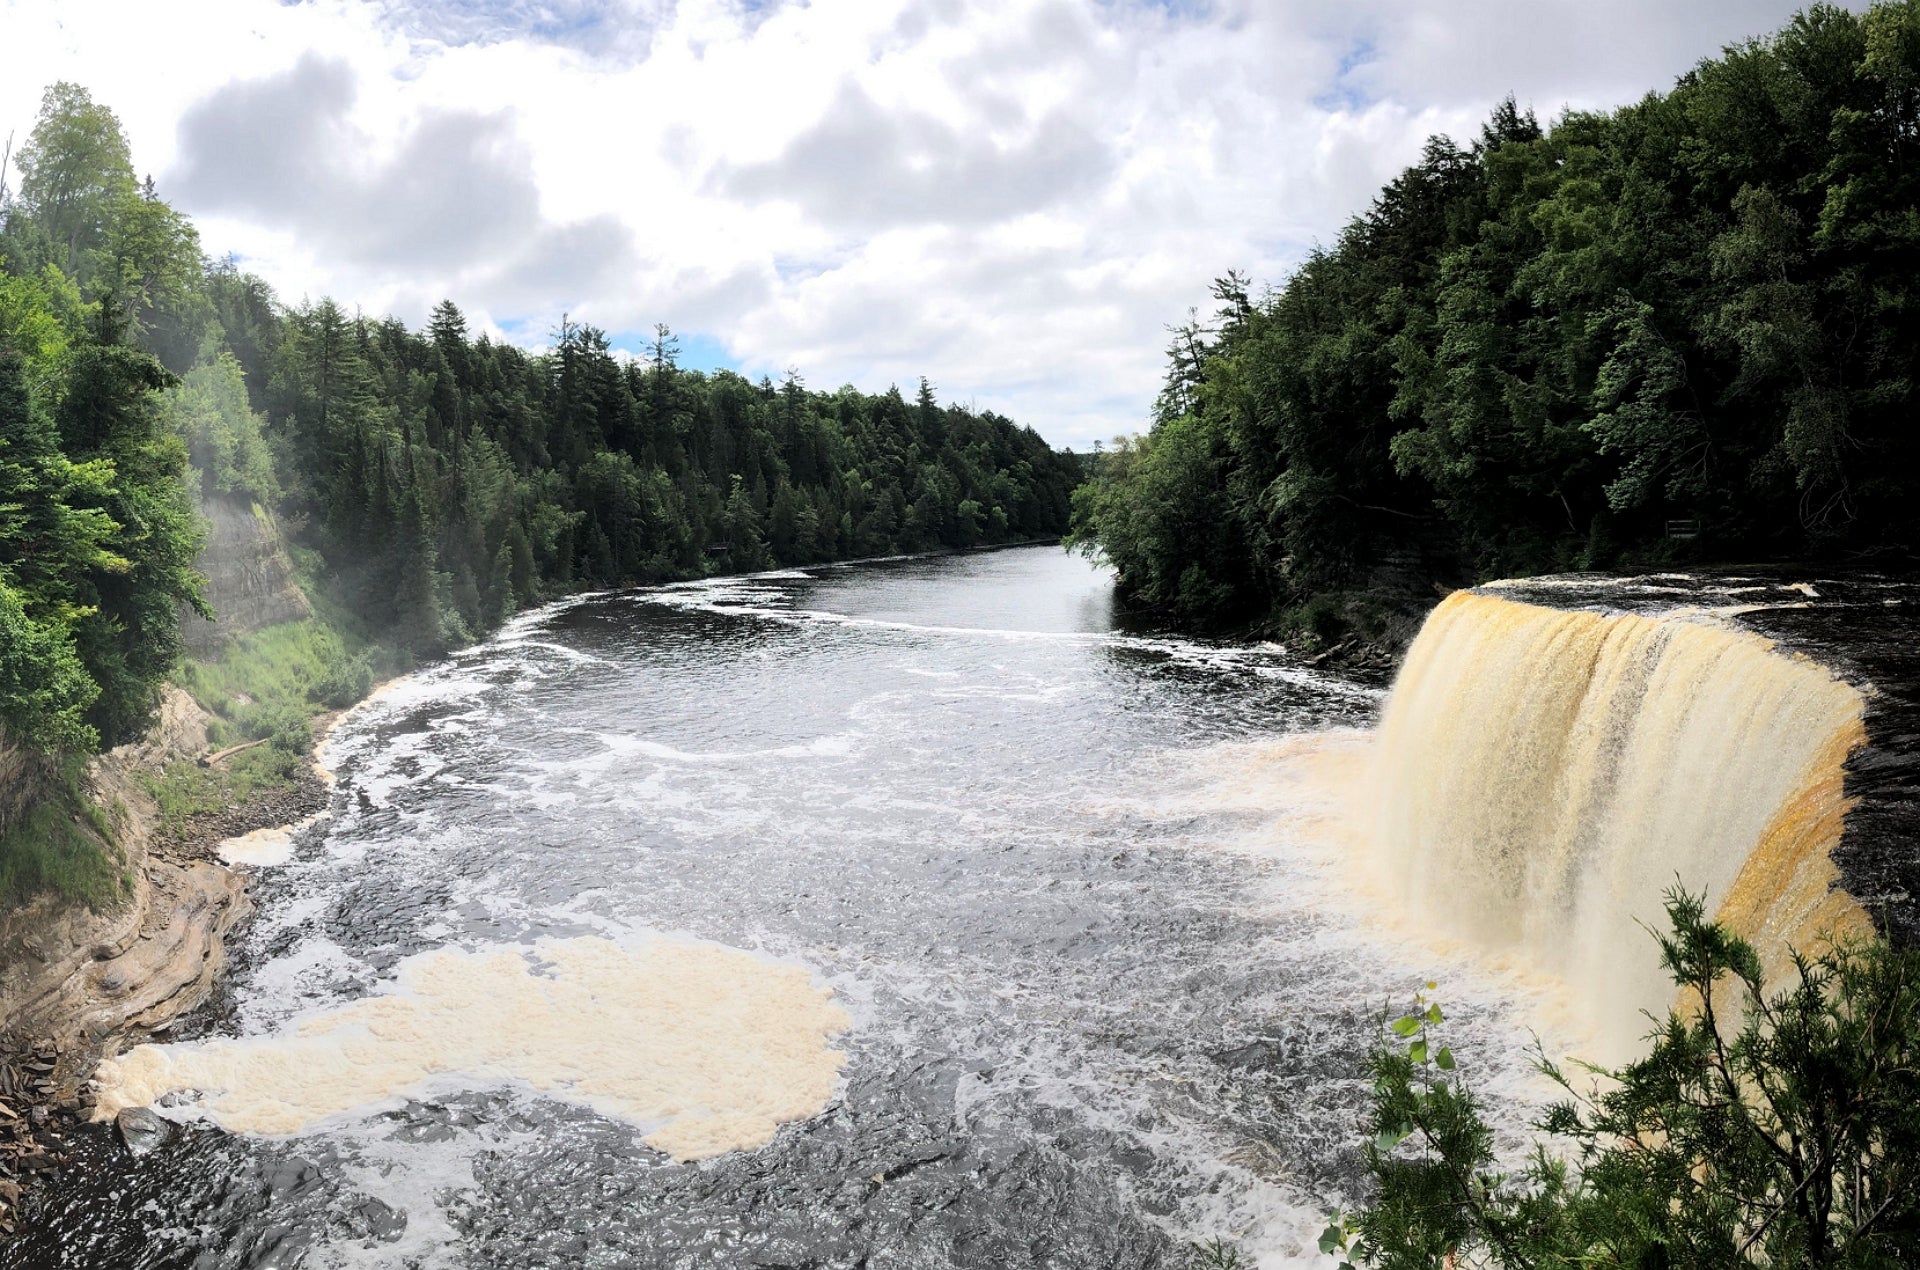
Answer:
top-left (92, 936), bottom-right (850, 1161)
top-left (217, 812), bottom-right (330, 867)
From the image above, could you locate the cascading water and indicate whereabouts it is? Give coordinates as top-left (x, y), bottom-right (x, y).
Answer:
top-left (1367, 590), bottom-right (1868, 1057)
top-left (15, 556), bottom-right (1910, 1268)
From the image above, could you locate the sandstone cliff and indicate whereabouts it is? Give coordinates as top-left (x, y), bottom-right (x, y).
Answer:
top-left (0, 489), bottom-right (311, 1071)
top-left (0, 690), bottom-right (250, 1098)
top-left (180, 492), bottom-right (311, 655)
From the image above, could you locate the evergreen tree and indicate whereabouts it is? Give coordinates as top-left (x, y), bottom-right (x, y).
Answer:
top-left (1072, 2), bottom-right (1920, 630)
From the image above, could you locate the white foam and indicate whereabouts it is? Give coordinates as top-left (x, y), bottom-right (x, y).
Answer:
top-left (590, 731), bottom-right (860, 765)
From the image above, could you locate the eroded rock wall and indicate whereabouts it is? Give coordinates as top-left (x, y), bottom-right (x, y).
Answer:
top-left (181, 492), bottom-right (311, 655)
top-left (0, 690), bottom-right (250, 1097)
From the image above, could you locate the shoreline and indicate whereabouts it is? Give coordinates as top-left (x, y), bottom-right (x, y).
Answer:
top-left (0, 683), bottom-right (380, 1234)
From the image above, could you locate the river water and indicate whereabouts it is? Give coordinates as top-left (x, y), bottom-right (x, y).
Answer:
top-left (11, 547), bottom-right (1570, 1270)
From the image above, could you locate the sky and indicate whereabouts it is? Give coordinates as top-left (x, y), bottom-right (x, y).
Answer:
top-left (0, 0), bottom-right (1848, 450)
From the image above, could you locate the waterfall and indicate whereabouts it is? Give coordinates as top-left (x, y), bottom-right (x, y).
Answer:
top-left (1368, 591), bottom-right (1868, 1057)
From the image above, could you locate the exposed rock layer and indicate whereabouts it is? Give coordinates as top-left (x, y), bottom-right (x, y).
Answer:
top-left (0, 691), bottom-right (251, 1100)
top-left (179, 492), bottom-right (310, 655)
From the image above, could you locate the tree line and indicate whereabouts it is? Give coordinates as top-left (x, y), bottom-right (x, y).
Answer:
top-left (0, 81), bottom-right (1079, 764)
top-left (1072, 0), bottom-right (1920, 630)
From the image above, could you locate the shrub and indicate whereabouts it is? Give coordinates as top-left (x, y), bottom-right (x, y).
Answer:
top-left (1323, 889), bottom-right (1920, 1268)
top-left (312, 650), bottom-right (372, 710)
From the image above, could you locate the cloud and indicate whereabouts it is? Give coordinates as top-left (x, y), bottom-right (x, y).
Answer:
top-left (169, 52), bottom-right (638, 312)
top-left (485, 215), bottom-right (645, 311)
top-left (1347, 0), bottom-right (1818, 114)
top-left (168, 54), bottom-right (359, 218)
top-left (0, 0), bottom-right (1856, 449)
top-left (717, 82), bottom-right (1114, 230)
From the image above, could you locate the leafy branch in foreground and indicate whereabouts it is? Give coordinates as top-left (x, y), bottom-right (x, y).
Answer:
top-left (1325, 888), bottom-right (1920, 1268)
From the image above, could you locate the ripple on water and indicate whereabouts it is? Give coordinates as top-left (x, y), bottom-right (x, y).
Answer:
top-left (15, 550), bottom-right (1572, 1269)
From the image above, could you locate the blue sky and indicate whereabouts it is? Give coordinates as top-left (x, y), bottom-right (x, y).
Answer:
top-left (4, 0), bottom-right (1846, 449)
top-left (1316, 39), bottom-right (1379, 113)
top-left (607, 329), bottom-right (738, 377)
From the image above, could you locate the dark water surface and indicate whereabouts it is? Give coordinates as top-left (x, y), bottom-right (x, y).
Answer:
top-left (11, 548), bottom-right (1560, 1269)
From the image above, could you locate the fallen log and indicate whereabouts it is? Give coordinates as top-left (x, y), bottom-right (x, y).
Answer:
top-left (200, 738), bottom-right (270, 767)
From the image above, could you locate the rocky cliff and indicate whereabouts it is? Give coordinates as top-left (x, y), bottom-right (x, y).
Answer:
top-left (0, 690), bottom-right (249, 1098)
top-left (179, 492), bottom-right (311, 655)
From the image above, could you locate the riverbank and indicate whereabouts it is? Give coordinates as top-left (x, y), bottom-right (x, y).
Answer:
top-left (0, 682), bottom-right (363, 1235)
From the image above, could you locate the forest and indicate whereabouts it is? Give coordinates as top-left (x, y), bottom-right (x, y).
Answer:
top-left (1071, 0), bottom-right (1920, 632)
top-left (0, 82), bottom-right (1079, 770)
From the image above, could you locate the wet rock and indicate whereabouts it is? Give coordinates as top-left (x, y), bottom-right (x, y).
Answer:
top-left (266, 1156), bottom-right (322, 1205)
top-left (350, 1194), bottom-right (407, 1242)
top-left (115, 1106), bottom-right (171, 1157)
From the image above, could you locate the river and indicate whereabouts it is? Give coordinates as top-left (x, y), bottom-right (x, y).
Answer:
top-left (11, 546), bottom-right (1573, 1269)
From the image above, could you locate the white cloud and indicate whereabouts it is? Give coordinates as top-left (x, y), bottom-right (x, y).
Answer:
top-left (0, 0), bottom-right (1848, 448)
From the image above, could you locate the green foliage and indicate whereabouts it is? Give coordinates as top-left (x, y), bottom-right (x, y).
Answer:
top-left (1329, 891), bottom-right (1920, 1268)
top-left (257, 303), bottom-right (1078, 657)
top-left (1188, 1237), bottom-right (1243, 1268)
top-left (1074, 2), bottom-right (1920, 627)
top-left (0, 335), bottom-right (203, 752)
top-left (0, 581), bottom-right (96, 753)
top-left (313, 650), bottom-right (374, 711)
top-left (0, 265), bottom-right (86, 397)
top-left (89, 185), bottom-right (212, 371)
top-left (0, 768), bottom-right (123, 908)
top-left (1067, 421), bottom-right (1258, 626)
top-left (0, 84), bottom-right (276, 769)
top-left (8, 82), bottom-right (135, 281)
top-left (1276, 592), bottom-right (1405, 655)
top-left (54, 342), bottom-right (207, 747)
top-left (156, 352), bottom-right (278, 501)
top-left (173, 619), bottom-right (365, 742)
top-left (231, 700), bottom-right (312, 758)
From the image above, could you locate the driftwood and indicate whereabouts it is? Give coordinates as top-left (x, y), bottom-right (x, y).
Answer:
top-left (200, 737), bottom-right (269, 767)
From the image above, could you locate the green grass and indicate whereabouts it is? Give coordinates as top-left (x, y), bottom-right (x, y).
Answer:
top-left (140, 745), bottom-right (309, 839)
top-left (174, 617), bottom-right (372, 749)
top-left (0, 769), bottom-right (128, 908)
